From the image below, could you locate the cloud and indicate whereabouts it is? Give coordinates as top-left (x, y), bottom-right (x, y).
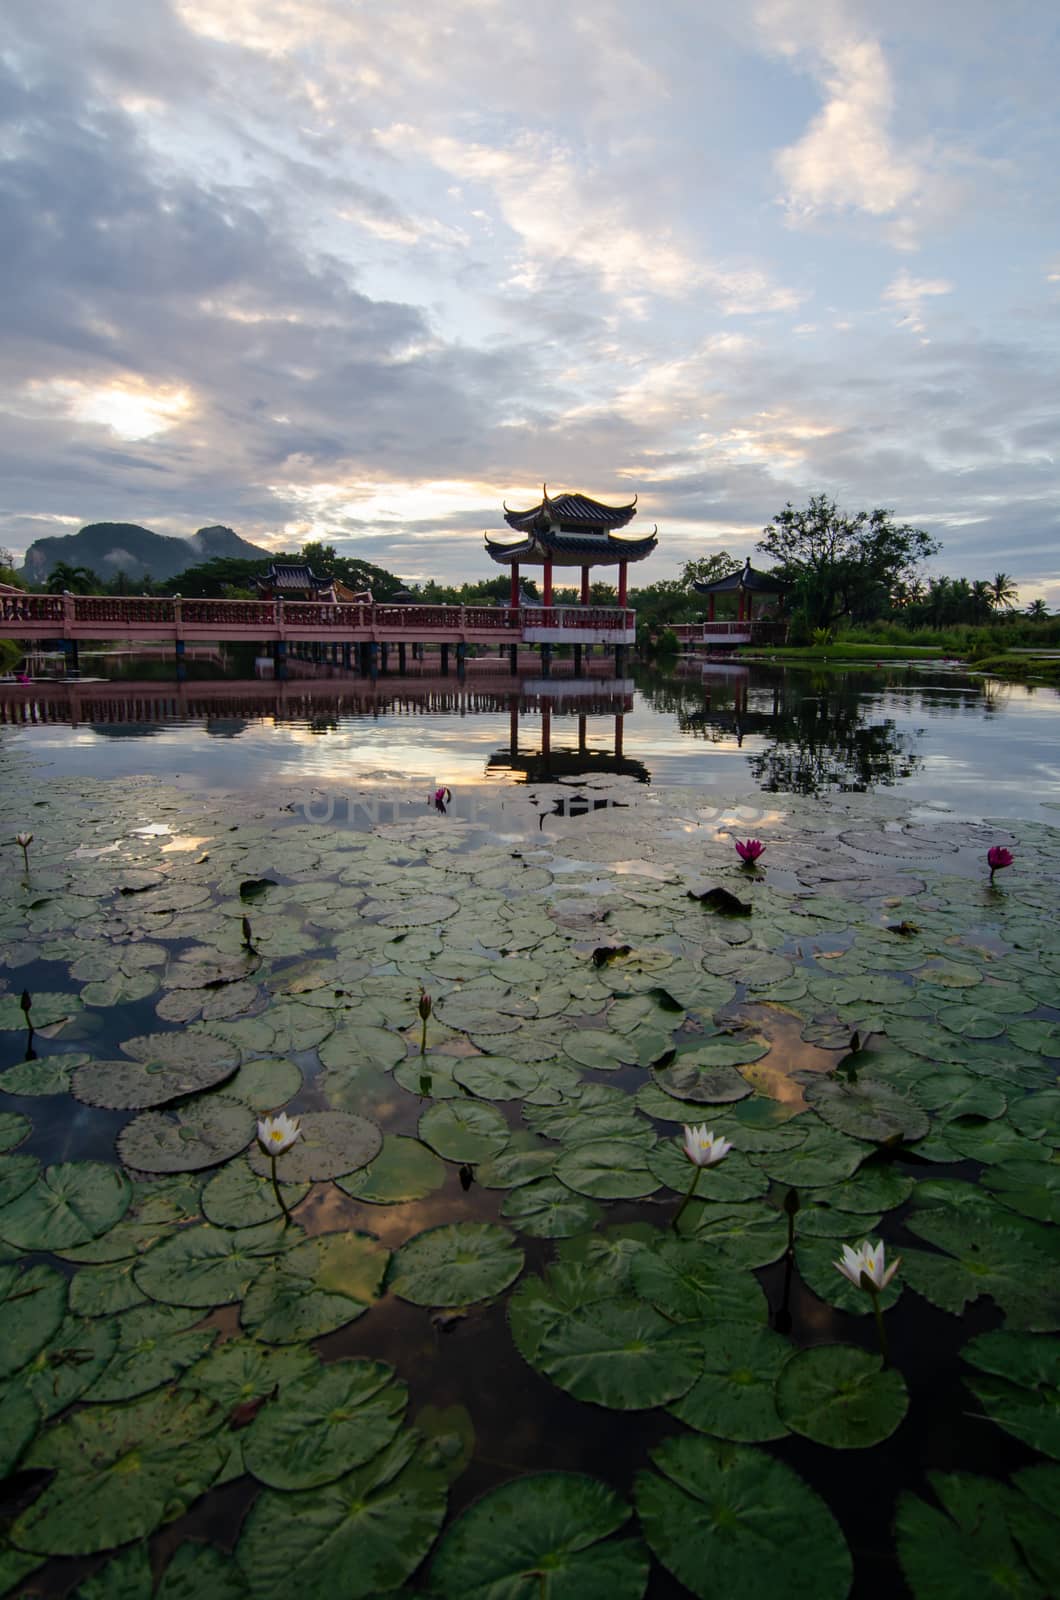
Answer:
top-left (882, 270), bottom-right (954, 335)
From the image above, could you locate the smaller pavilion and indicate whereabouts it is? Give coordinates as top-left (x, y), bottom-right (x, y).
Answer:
top-left (692, 558), bottom-right (787, 622)
top-left (485, 487), bottom-right (657, 607)
top-left (255, 562), bottom-right (333, 601)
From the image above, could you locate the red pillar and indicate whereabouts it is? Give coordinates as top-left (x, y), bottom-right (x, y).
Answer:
top-left (541, 705), bottom-right (551, 757)
top-left (614, 714), bottom-right (624, 758)
top-left (510, 563), bottom-right (520, 609)
top-left (737, 588), bottom-right (745, 622)
top-left (580, 565), bottom-right (590, 605)
top-left (617, 561), bottom-right (628, 607)
top-left (708, 594), bottom-right (715, 621)
top-left (543, 560), bottom-right (553, 608)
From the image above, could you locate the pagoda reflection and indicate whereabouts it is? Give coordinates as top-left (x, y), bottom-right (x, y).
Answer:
top-left (488, 679), bottom-right (648, 784)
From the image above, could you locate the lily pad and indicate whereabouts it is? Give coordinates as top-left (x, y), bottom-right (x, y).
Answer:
top-left (903, 1207), bottom-right (1060, 1329)
top-left (962, 1330), bottom-right (1060, 1460)
top-left (0, 1152), bottom-right (42, 1209)
top-left (983, 1161), bottom-right (1060, 1224)
top-left (0, 1262), bottom-right (68, 1379)
top-left (86, 1303), bottom-right (217, 1402)
top-left (530, 1296), bottom-right (702, 1411)
top-left (337, 1136), bottom-right (447, 1205)
top-left (201, 1158), bottom-right (309, 1227)
top-left (243, 1359), bottom-right (406, 1489)
top-left (73, 1033), bottom-right (240, 1109)
top-left (236, 1432), bottom-right (447, 1600)
top-left (453, 1056), bottom-right (542, 1099)
top-left (651, 1058), bottom-right (753, 1104)
top-left (134, 1219), bottom-right (291, 1307)
top-left (17, 1312), bottom-right (119, 1417)
top-left (429, 1473), bottom-right (649, 1600)
top-left (247, 1111), bottom-right (382, 1183)
top-left (240, 1232), bottom-right (389, 1343)
top-left (636, 1434), bottom-right (851, 1600)
top-left (630, 1236), bottom-right (768, 1325)
top-left (646, 1137), bottom-right (768, 1203)
top-left (776, 1344), bottom-right (908, 1448)
top-left (118, 1095), bottom-right (255, 1174)
top-left (0, 1162), bottom-right (131, 1251)
top-left (0, 1111), bottom-right (32, 1150)
top-left (563, 1030), bottom-right (640, 1071)
top-left (897, 1471), bottom-right (1045, 1600)
top-left (554, 1137), bottom-right (660, 1200)
top-left (13, 1390), bottom-right (225, 1556)
top-left (418, 1101), bottom-right (510, 1164)
top-left (388, 1222), bottom-right (523, 1308)
top-left (804, 1075), bottom-right (928, 1145)
top-left (501, 1179), bottom-right (603, 1237)
top-left (668, 1323), bottom-right (791, 1441)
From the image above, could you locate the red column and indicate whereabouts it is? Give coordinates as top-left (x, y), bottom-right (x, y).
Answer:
top-left (541, 705), bottom-right (551, 757)
top-left (510, 563), bottom-right (520, 609)
top-left (747, 592), bottom-right (754, 624)
top-left (617, 561), bottom-right (628, 607)
top-left (708, 595), bottom-right (715, 622)
top-left (543, 560), bottom-right (553, 608)
top-left (614, 714), bottom-right (624, 758)
top-left (737, 589), bottom-right (745, 622)
top-left (580, 565), bottom-right (590, 605)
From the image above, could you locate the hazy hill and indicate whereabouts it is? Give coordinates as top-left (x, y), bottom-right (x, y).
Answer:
top-left (20, 523), bottom-right (269, 583)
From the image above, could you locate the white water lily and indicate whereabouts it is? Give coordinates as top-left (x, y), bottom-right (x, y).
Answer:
top-left (681, 1125), bottom-right (733, 1168)
top-left (834, 1239), bottom-right (901, 1292)
top-left (257, 1112), bottom-right (301, 1154)
top-left (15, 832), bottom-right (32, 847)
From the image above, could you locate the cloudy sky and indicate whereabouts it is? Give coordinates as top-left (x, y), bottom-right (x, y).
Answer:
top-left (2, 0), bottom-right (1058, 598)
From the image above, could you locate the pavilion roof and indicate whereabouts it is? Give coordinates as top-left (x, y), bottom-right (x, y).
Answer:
top-left (485, 528), bottom-right (657, 568)
top-left (255, 562), bottom-right (331, 592)
top-left (692, 559), bottom-right (788, 595)
top-left (503, 487), bottom-right (639, 533)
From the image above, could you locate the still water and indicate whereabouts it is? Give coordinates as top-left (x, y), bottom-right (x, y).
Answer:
top-left (2, 657), bottom-right (1059, 815)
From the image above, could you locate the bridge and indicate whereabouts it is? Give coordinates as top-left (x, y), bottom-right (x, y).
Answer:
top-left (673, 620), bottom-right (787, 650)
top-left (0, 592), bottom-right (636, 673)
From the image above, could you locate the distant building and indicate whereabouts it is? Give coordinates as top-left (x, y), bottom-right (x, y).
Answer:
top-left (485, 486), bottom-right (657, 606)
top-left (254, 563), bottom-right (371, 603)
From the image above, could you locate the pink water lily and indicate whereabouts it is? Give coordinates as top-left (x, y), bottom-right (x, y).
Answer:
top-left (735, 838), bottom-right (765, 865)
top-left (987, 845), bottom-right (1013, 878)
top-left (433, 787), bottom-right (452, 812)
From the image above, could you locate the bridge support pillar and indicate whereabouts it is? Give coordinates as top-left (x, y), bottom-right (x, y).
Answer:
top-left (509, 644), bottom-right (518, 674)
top-left (174, 639), bottom-right (185, 683)
top-left (615, 645), bottom-right (626, 675)
top-left (368, 642), bottom-right (379, 679)
top-left (276, 640), bottom-right (288, 680)
top-left (398, 642), bottom-right (407, 673)
top-left (540, 644), bottom-right (552, 677)
top-left (440, 644), bottom-right (450, 675)
top-left (380, 642), bottom-right (389, 672)
top-left (456, 641), bottom-right (466, 682)
top-left (572, 644), bottom-right (583, 676)
top-left (342, 643), bottom-right (351, 670)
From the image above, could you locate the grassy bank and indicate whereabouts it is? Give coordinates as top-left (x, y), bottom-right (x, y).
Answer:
top-left (973, 654), bottom-right (1060, 685)
top-left (736, 643), bottom-right (945, 663)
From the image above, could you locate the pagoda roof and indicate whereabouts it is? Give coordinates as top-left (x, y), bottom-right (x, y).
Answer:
top-left (692, 559), bottom-right (787, 596)
top-left (503, 487), bottom-right (639, 533)
top-left (485, 528), bottom-right (657, 568)
top-left (255, 562), bottom-right (331, 592)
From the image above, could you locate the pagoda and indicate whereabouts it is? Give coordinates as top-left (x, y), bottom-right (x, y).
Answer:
top-left (692, 558), bottom-right (787, 622)
top-left (485, 487), bottom-right (657, 607)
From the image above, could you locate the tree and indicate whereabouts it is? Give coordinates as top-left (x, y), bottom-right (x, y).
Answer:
top-left (45, 562), bottom-right (100, 594)
top-left (990, 572), bottom-right (1019, 611)
top-left (679, 554), bottom-right (740, 589)
top-left (1026, 598), bottom-right (1050, 619)
top-left (757, 496), bottom-right (939, 628)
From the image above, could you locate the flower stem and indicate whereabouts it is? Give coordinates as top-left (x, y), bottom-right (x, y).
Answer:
top-left (269, 1153), bottom-right (292, 1225)
top-left (420, 1015), bottom-right (428, 1057)
top-left (870, 1287), bottom-right (890, 1367)
top-left (671, 1165), bottom-right (702, 1232)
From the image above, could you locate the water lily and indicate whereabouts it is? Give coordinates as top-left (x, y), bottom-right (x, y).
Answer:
top-left (673, 1125), bottom-right (733, 1230)
top-left (735, 838), bottom-right (764, 866)
top-left (987, 845), bottom-right (1013, 879)
top-left (257, 1112), bottom-right (301, 1224)
top-left (433, 786), bottom-right (452, 812)
top-left (15, 831), bottom-right (32, 869)
top-left (834, 1239), bottom-right (901, 1365)
top-left (682, 1125), bottom-right (732, 1168)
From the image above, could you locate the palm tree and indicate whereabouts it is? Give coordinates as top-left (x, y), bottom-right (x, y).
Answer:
top-left (990, 572), bottom-right (1018, 611)
top-left (970, 580), bottom-right (995, 622)
top-left (1025, 598), bottom-right (1049, 619)
top-left (45, 563), bottom-right (100, 594)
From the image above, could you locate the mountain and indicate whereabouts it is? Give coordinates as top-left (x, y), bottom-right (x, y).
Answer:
top-left (19, 523), bottom-right (270, 584)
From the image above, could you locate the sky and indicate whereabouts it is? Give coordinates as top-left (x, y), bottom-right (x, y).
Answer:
top-left (2, 0), bottom-right (1058, 601)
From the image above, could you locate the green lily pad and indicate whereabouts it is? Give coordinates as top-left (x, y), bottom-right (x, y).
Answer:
top-left (962, 1330), bottom-right (1060, 1460)
top-left (236, 1432), bottom-right (447, 1600)
top-left (776, 1344), bottom-right (908, 1448)
top-left (553, 1137), bottom-right (660, 1200)
top-left (118, 1095), bottom-right (254, 1173)
top-left (0, 1161), bottom-right (131, 1251)
top-left (897, 1471), bottom-right (1045, 1600)
top-left (241, 1231), bottom-right (389, 1343)
top-left (418, 1101), bottom-right (510, 1164)
top-left (222, 1056), bottom-right (304, 1110)
top-left (501, 1179), bottom-right (603, 1237)
top-left (429, 1473), bottom-right (649, 1600)
top-left (0, 1111), bottom-right (32, 1150)
top-left (794, 1235), bottom-right (904, 1317)
top-left (983, 1161), bottom-right (1060, 1224)
top-left (184, 1338), bottom-right (316, 1413)
top-left (1, 1053), bottom-right (82, 1097)
top-left (247, 1111), bottom-right (382, 1183)
top-left (681, 1201), bottom-right (789, 1266)
top-left (913, 1073), bottom-right (1007, 1122)
top-left (0, 992), bottom-right (79, 1031)
top-left (563, 1030), bottom-right (640, 1071)
top-left (668, 1323), bottom-right (792, 1441)
top-left (0, 1152), bottom-right (41, 1209)
top-left (201, 1157), bottom-right (309, 1227)
top-left (636, 1434), bottom-right (851, 1600)
top-left (804, 1075), bottom-right (928, 1144)
top-left (17, 1312), bottom-right (119, 1417)
top-left (388, 1222), bottom-right (523, 1307)
top-left (530, 1296), bottom-right (702, 1411)
top-left (0, 1383), bottom-right (40, 1477)
top-left (630, 1235), bottom-right (768, 1324)
top-left (243, 1359), bottom-right (406, 1489)
top-left (477, 1138), bottom-right (559, 1190)
top-left (754, 1125), bottom-right (867, 1189)
top-left (135, 1219), bottom-right (291, 1307)
top-left (646, 1137), bottom-right (768, 1203)
top-left (318, 1023), bottom-right (407, 1074)
top-left (1009, 1090), bottom-right (1060, 1146)
top-left (68, 1258), bottom-right (149, 1317)
top-left (452, 1056), bottom-right (542, 1099)
top-left (86, 1303), bottom-right (217, 1402)
top-left (337, 1136), bottom-right (447, 1205)
top-left (650, 1057), bottom-right (753, 1104)
top-left (13, 1390), bottom-right (225, 1556)
top-left (73, 1033), bottom-right (240, 1109)
top-left (903, 1207), bottom-right (1060, 1329)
